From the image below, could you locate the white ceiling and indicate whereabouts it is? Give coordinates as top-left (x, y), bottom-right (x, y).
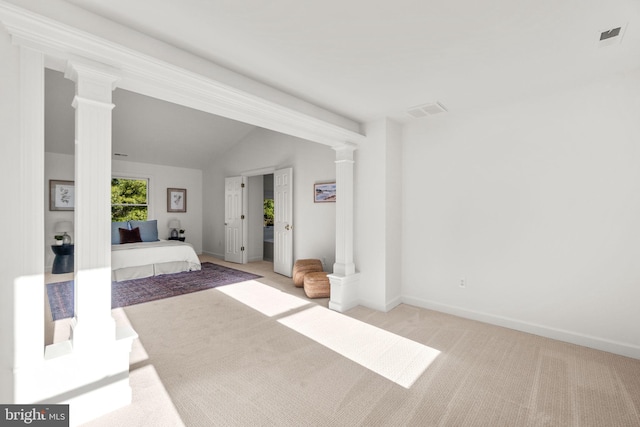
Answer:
top-left (47, 0), bottom-right (640, 167)
top-left (60, 0), bottom-right (640, 122)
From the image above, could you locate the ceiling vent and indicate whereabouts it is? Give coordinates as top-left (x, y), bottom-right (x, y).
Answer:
top-left (598, 24), bottom-right (626, 47)
top-left (406, 102), bottom-right (447, 119)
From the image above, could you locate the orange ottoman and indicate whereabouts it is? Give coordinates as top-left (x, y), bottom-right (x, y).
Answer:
top-left (292, 259), bottom-right (323, 287)
top-left (303, 272), bottom-right (330, 298)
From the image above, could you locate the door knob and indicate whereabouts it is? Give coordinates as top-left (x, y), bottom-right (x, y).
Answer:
top-left (285, 224), bottom-right (291, 230)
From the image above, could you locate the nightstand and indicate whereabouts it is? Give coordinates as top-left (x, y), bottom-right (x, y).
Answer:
top-left (51, 244), bottom-right (74, 274)
top-left (168, 237), bottom-right (185, 242)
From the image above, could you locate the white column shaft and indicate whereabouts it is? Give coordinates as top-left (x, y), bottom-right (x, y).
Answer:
top-left (329, 142), bottom-right (360, 312)
top-left (66, 61), bottom-right (119, 348)
top-left (333, 144), bottom-right (356, 276)
top-left (14, 47), bottom-right (45, 376)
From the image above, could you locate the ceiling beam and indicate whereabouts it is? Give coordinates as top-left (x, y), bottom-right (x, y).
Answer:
top-left (0, 1), bottom-right (365, 148)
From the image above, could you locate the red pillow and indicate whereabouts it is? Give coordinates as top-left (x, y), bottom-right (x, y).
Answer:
top-left (119, 227), bottom-right (142, 244)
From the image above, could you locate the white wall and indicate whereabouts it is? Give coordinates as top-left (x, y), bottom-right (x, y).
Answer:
top-left (401, 72), bottom-right (640, 358)
top-left (44, 153), bottom-right (74, 268)
top-left (203, 128), bottom-right (336, 271)
top-left (45, 153), bottom-right (204, 269)
top-left (355, 119), bottom-right (403, 311)
top-left (247, 175), bottom-right (264, 261)
top-left (385, 121), bottom-right (403, 308)
top-left (0, 26), bottom-right (22, 403)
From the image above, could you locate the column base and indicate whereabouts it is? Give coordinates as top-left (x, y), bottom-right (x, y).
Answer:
top-left (328, 272), bottom-right (360, 313)
top-left (11, 326), bottom-right (138, 426)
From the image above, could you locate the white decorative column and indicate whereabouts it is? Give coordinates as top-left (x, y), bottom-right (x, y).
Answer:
top-left (38, 60), bottom-right (138, 425)
top-left (3, 46), bottom-right (136, 424)
top-left (65, 60), bottom-right (119, 349)
top-left (328, 142), bottom-right (360, 312)
top-left (10, 46), bottom-right (45, 403)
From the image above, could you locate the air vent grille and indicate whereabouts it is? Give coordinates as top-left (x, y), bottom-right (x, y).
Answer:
top-left (598, 24), bottom-right (626, 47)
top-left (406, 102), bottom-right (447, 119)
top-left (600, 27), bottom-right (621, 41)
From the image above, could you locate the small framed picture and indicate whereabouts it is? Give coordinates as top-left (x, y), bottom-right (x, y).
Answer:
top-left (314, 182), bottom-right (336, 203)
top-left (167, 188), bottom-right (187, 212)
top-left (49, 180), bottom-right (75, 211)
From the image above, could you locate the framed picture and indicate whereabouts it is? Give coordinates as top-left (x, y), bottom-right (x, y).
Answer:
top-left (167, 188), bottom-right (187, 212)
top-left (314, 182), bottom-right (336, 203)
top-left (49, 180), bottom-right (75, 211)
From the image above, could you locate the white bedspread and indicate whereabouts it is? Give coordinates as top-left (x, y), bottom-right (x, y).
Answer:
top-left (111, 240), bottom-right (201, 281)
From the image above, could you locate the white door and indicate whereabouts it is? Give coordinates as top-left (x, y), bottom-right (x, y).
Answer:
top-left (224, 176), bottom-right (247, 264)
top-left (274, 168), bottom-right (293, 276)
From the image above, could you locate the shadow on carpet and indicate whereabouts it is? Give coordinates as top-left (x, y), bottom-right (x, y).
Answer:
top-left (46, 262), bottom-right (261, 321)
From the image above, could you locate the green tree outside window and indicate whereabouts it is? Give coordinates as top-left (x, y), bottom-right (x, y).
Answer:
top-left (111, 178), bottom-right (149, 221)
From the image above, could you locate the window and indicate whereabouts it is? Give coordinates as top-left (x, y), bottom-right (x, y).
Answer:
top-left (111, 177), bottom-right (149, 221)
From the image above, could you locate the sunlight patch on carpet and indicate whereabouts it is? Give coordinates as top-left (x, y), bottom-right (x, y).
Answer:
top-left (216, 280), bottom-right (310, 316)
top-left (278, 305), bottom-right (440, 389)
top-left (112, 365), bottom-right (185, 426)
top-left (216, 281), bottom-right (439, 388)
top-left (112, 308), bottom-right (149, 365)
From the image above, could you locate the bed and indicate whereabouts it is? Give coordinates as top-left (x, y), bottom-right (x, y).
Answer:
top-left (111, 220), bottom-right (201, 282)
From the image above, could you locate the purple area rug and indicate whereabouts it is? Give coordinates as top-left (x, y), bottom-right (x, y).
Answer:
top-left (46, 262), bottom-right (261, 321)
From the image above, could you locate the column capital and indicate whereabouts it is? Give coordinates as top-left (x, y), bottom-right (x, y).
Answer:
top-left (64, 59), bottom-right (120, 103)
top-left (333, 141), bottom-right (358, 162)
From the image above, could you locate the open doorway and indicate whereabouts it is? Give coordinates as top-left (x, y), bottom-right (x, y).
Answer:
top-left (246, 173), bottom-right (274, 263)
top-left (229, 169), bottom-right (292, 276)
top-left (263, 174), bottom-right (274, 262)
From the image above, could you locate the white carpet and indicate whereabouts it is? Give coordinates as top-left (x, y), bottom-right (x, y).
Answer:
top-left (216, 279), bottom-right (310, 316)
top-left (279, 305), bottom-right (440, 388)
top-left (217, 280), bottom-right (440, 388)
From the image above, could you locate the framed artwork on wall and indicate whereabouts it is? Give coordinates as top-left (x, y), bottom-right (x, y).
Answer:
top-left (167, 188), bottom-right (187, 212)
top-left (314, 182), bottom-right (336, 203)
top-left (49, 180), bottom-right (75, 211)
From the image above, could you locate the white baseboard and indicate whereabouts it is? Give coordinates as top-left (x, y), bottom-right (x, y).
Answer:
top-left (174, 250), bottom-right (263, 263)
top-left (401, 295), bottom-right (640, 360)
top-left (384, 295), bottom-right (403, 313)
top-left (201, 250), bottom-right (224, 259)
top-left (358, 295), bottom-right (403, 313)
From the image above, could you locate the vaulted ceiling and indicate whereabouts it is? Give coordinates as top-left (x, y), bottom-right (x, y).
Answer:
top-left (46, 0), bottom-right (640, 168)
top-left (45, 69), bottom-right (256, 170)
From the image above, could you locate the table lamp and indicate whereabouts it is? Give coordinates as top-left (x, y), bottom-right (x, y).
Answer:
top-left (55, 220), bottom-right (73, 245)
top-left (168, 219), bottom-right (180, 238)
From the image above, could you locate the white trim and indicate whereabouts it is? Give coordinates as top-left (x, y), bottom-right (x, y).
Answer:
top-left (402, 295), bottom-right (640, 360)
top-left (241, 166), bottom-right (277, 177)
top-left (357, 295), bottom-right (402, 313)
top-left (202, 250), bottom-right (224, 259)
